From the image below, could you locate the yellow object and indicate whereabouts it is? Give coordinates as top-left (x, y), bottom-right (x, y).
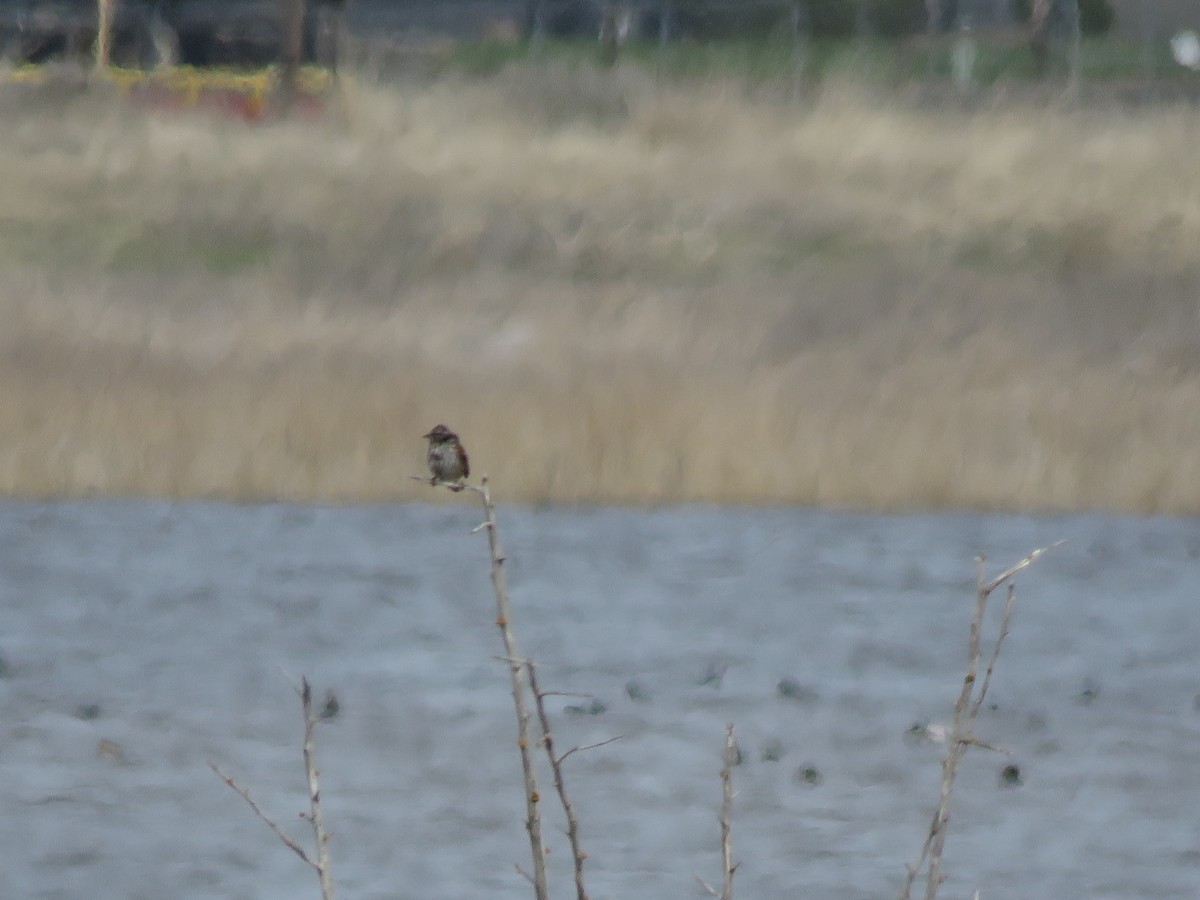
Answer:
top-left (5, 64), bottom-right (333, 110)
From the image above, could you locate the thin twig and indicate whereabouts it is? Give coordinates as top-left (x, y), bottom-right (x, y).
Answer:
top-left (959, 734), bottom-right (1011, 755)
top-left (528, 658), bottom-right (599, 900)
top-left (696, 724), bottom-right (739, 900)
top-left (439, 476), bottom-right (549, 900)
top-left (209, 675), bottom-right (336, 900)
top-left (208, 763), bottom-right (317, 871)
top-left (276, 665), bottom-right (302, 695)
top-left (901, 836), bottom-right (934, 900)
top-left (970, 584), bottom-right (1017, 721)
top-left (901, 543), bottom-right (1059, 900)
top-left (908, 554), bottom-right (989, 900)
top-left (980, 541), bottom-right (1064, 596)
top-left (718, 724), bottom-right (738, 900)
top-left (300, 677), bottom-right (336, 900)
top-left (556, 736), bottom-right (625, 766)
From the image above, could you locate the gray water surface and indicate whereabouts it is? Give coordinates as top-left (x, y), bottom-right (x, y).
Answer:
top-left (2, 500), bottom-right (1198, 899)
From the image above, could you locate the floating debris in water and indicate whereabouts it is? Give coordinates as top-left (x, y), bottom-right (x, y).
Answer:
top-left (999, 762), bottom-right (1023, 788)
top-left (320, 690), bottom-right (340, 720)
top-left (625, 680), bottom-right (650, 702)
top-left (565, 698), bottom-right (607, 716)
top-left (1076, 679), bottom-right (1100, 706)
top-left (1034, 739), bottom-right (1061, 757)
top-left (698, 662), bottom-right (728, 689)
top-left (796, 763), bottom-right (822, 786)
top-left (760, 739), bottom-right (786, 763)
top-left (776, 678), bottom-right (818, 703)
top-left (96, 739), bottom-right (125, 763)
top-left (905, 721), bottom-right (949, 745)
top-left (75, 704), bottom-right (102, 721)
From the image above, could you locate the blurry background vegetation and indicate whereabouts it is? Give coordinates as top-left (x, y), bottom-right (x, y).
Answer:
top-left (0, 0), bottom-right (1198, 511)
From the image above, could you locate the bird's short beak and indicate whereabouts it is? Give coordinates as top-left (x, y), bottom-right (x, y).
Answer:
top-left (421, 430), bottom-right (433, 439)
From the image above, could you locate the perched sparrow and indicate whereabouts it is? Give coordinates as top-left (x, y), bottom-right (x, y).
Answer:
top-left (423, 424), bottom-right (470, 490)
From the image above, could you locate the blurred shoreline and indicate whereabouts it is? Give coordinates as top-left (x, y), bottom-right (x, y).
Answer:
top-left (2, 70), bottom-right (1198, 513)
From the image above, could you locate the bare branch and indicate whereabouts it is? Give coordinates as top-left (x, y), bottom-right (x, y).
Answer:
top-left (276, 665), bottom-right (303, 696)
top-left (980, 541), bottom-right (1064, 596)
top-left (696, 724), bottom-right (739, 900)
top-left (900, 832), bottom-right (935, 900)
top-left (718, 724), bottom-right (738, 900)
top-left (901, 543), bottom-right (1058, 900)
top-left (208, 763), bottom-right (317, 871)
top-left (529, 658), bottom-right (592, 900)
top-left (462, 475), bottom-right (549, 900)
top-left (492, 654), bottom-right (527, 666)
top-left (300, 677), bottom-right (336, 900)
top-left (958, 734), bottom-right (1011, 755)
top-left (210, 674), bottom-right (335, 900)
top-left (912, 554), bottom-right (989, 900)
top-left (970, 584), bottom-right (1017, 721)
top-left (556, 735), bottom-right (625, 766)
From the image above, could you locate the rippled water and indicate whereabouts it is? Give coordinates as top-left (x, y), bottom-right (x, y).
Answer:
top-left (2, 500), bottom-right (1198, 899)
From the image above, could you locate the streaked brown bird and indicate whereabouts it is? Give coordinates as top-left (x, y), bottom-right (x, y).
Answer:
top-left (423, 424), bottom-right (470, 490)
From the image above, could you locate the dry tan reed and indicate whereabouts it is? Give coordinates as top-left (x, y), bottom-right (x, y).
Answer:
top-left (2, 69), bottom-right (1199, 510)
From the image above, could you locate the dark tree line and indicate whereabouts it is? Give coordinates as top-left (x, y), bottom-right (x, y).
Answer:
top-left (0, 0), bottom-right (345, 67)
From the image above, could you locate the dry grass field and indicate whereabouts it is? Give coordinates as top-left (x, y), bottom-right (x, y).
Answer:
top-left (1, 64), bottom-right (1198, 511)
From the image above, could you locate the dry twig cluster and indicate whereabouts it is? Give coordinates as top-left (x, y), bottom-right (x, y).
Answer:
top-left (900, 542), bottom-right (1061, 900)
top-left (210, 675), bottom-right (335, 900)
top-left (434, 474), bottom-right (623, 900)
top-left (464, 475), bottom-right (550, 898)
top-left (696, 723), bottom-right (740, 900)
top-left (206, 459), bottom-right (1057, 900)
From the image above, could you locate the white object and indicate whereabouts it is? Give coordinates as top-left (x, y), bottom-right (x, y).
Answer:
top-left (951, 29), bottom-right (977, 93)
top-left (1171, 30), bottom-right (1200, 70)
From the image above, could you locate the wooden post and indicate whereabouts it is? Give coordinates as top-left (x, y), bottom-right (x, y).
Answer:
top-left (328, 1), bottom-right (347, 78)
top-left (599, 4), bottom-right (618, 68)
top-left (279, 0), bottom-right (306, 110)
top-left (528, 0), bottom-right (546, 58)
top-left (1030, 0), bottom-right (1051, 77)
top-left (790, 1), bottom-right (807, 99)
top-left (655, 0), bottom-right (672, 80)
top-left (95, 0), bottom-right (116, 71)
top-left (1066, 0), bottom-right (1081, 89)
top-left (923, 0), bottom-right (940, 74)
